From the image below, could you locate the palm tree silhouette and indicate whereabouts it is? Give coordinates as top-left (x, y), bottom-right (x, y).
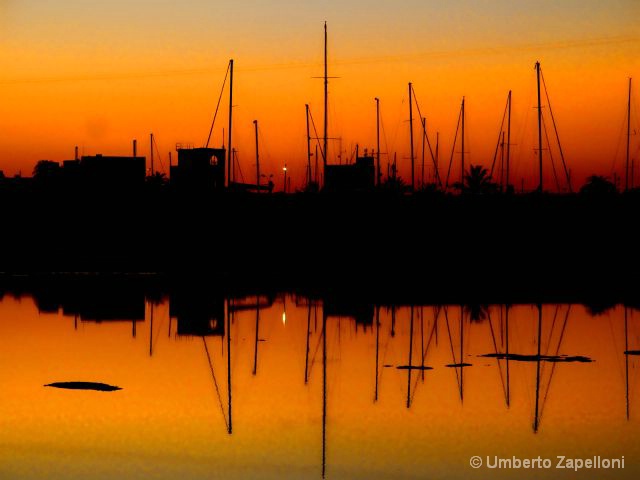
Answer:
top-left (579, 175), bottom-right (617, 195)
top-left (465, 304), bottom-right (489, 323)
top-left (146, 171), bottom-right (168, 188)
top-left (453, 165), bottom-right (498, 194)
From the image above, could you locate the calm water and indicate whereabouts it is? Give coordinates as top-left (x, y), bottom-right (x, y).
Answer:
top-left (1, 294), bottom-right (639, 479)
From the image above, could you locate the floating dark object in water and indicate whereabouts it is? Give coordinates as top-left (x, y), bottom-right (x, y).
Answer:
top-left (625, 350), bottom-right (640, 356)
top-left (44, 382), bottom-right (122, 392)
top-left (395, 365), bottom-right (434, 370)
top-left (480, 353), bottom-right (593, 363)
top-left (383, 364), bottom-right (394, 368)
top-left (445, 363), bottom-right (473, 368)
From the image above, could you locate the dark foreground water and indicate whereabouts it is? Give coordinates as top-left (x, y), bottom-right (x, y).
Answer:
top-left (1, 294), bottom-right (638, 479)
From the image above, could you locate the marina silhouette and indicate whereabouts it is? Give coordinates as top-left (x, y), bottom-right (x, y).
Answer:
top-left (1, 8), bottom-right (639, 479)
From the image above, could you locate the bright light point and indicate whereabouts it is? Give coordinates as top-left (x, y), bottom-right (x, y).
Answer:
top-left (282, 312), bottom-right (286, 325)
top-left (283, 167), bottom-right (287, 172)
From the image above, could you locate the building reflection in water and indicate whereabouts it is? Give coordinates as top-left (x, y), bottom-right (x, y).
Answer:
top-left (0, 288), bottom-right (638, 479)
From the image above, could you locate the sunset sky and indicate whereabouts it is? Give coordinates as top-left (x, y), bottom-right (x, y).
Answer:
top-left (1, 0), bottom-right (639, 189)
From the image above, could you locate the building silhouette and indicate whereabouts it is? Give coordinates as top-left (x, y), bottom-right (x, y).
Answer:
top-left (170, 147), bottom-right (226, 192)
top-left (324, 154), bottom-right (375, 192)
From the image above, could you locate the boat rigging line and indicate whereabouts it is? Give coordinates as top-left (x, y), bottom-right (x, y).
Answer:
top-left (205, 60), bottom-right (231, 148)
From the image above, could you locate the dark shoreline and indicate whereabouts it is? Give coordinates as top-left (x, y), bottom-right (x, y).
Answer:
top-left (1, 190), bottom-right (638, 306)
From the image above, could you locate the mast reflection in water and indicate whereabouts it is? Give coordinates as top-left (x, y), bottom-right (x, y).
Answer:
top-left (0, 292), bottom-right (639, 479)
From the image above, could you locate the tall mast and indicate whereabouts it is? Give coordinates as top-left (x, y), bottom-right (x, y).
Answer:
top-left (227, 59), bottom-right (234, 187)
top-left (150, 133), bottom-right (154, 176)
top-left (226, 300), bottom-right (233, 434)
top-left (321, 308), bottom-right (327, 478)
top-left (408, 83), bottom-right (415, 191)
top-left (421, 117), bottom-right (426, 188)
top-left (461, 97), bottom-right (465, 185)
top-left (500, 131), bottom-right (505, 189)
top-left (533, 303), bottom-right (542, 433)
top-left (625, 307), bottom-right (630, 420)
top-left (315, 144), bottom-right (319, 184)
top-left (305, 104), bottom-right (312, 186)
top-left (506, 90), bottom-right (512, 190)
top-left (253, 306), bottom-right (260, 375)
top-left (254, 120), bottom-right (260, 193)
top-left (536, 61), bottom-right (543, 192)
top-left (460, 306), bottom-right (464, 402)
top-left (435, 132), bottom-right (439, 184)
top-left (375, 97), bottom-right (381, 187)
top-left (406, 306), bottom-right (414, 408)
top-left (323, 22), bottom-right (328, 181)
top-left (374, 306), bottom-right (380, 401)
top-left (626, 78), bottom-right (632, 192)
top-left (505, 305), bottom-right (510, 407)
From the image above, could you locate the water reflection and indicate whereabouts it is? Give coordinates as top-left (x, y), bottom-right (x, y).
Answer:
top-left (1, 289), bottom-right (639, 479)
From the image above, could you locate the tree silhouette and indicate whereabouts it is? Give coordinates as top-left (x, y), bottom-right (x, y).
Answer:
top-left (579, 175), bottom-right (617, 196)
top-left (465, 304), bottom-right (489, 323)
top-left (380, 175), bottom-right (407, 192)
top-left (33, 160), bottom-right (61, 181)
top-left (453, 165), bottom-right (499, 194)
top-left (145, 171), bottom-right (168, 188)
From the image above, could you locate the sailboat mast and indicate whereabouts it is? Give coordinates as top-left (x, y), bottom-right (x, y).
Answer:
top-left (534, 304), bottom-right (542, 432)
top-left (321, 308), bottom-right (327, 478)
top-left (254, 120), bottom-right (260, 193)
top-left (376, 97), bottom-right (381, 187)
top-left (306, 104), bottom-right (312, 186)
top-left (315, 145), bottom-right (319, 184)
top-left (435, 132), bottom-right (439, 184)
top-left (421, 117), bottom-right (426, 188)
top-left (505, 305), bottom-right (510, 407)
top-left (461, 97), bottom-right (465, 185)
top-left (536, 61), bottom-right (543, 192)
top-left (323, 22), bottom-right (328, 181)
top-left (625, 307), bottom-right (630, 420)
top-left (626, 78), bottom-right (632, 192)
top-left (227, 59), bottom-right (234, 187)
top-left (409, 83), bottom-right (415, 191)
top-left (500, 131), bottom-right (505, 189)
top-left (150, 133), bottom-right (154, 176)
top-left (374, 306), bottom-right (380, 401)
top-left (407, 306), bottom-right (414, 408)
top-left (506, 90), bottom-right (512, 190)
top-left (460, 305), bottom-right (464, 402)
top-left (226, 300), bottom-right (233, 434)
top-left (253, 306), bottom-right (260, 375)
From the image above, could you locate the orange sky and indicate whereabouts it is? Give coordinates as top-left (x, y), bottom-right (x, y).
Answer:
top-left (1, 1), bottom-right (639, 189)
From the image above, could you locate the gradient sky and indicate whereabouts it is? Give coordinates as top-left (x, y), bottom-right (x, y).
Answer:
top-left (1, 0), bottom-right (639, 189)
